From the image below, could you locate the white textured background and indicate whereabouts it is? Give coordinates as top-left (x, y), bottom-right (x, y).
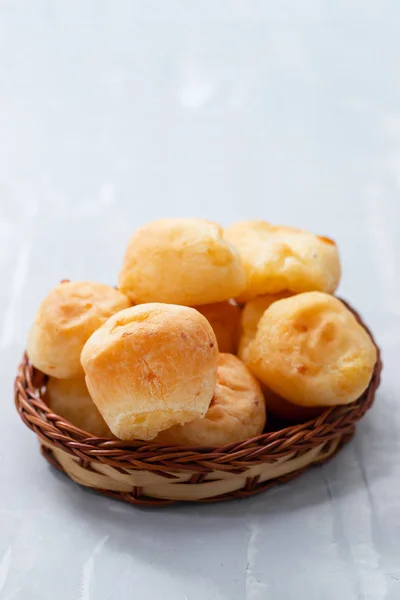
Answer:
top-left (1, 2), bottom-right (399, 599)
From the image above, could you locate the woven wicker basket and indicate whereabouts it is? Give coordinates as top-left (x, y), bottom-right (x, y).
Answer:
top-left (14, 304), bottom-right (382, 506)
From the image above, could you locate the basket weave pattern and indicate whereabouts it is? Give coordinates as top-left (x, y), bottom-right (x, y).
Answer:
top-left (14, 307), bottom-right (382, 505)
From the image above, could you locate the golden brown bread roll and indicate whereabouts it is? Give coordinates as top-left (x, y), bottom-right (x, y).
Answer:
top-left (238, 293), bottom-right (292, 363)
top-left (119, 218), bottom-right (246, 306)
top-left (224, 220), bottom-right (341, 302)
top-left (247, 292), bottom-right (377, 407)
top-left (81, 303), bottom-right (219, 441)
top-left (154, 354), bottom-right (266, 446)
top-left (46, 377), bottom-right (114, 437)
top-left (194, 300), bottom-right (241, 354)
top-left (27, 281), bottom-right (130, 379)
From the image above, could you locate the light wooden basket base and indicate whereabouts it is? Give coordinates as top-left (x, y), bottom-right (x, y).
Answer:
top-left (39, 432), bottom-right (351, 504)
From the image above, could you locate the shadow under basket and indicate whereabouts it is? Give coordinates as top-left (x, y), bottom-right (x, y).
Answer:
top-left (14, 308), bottom-right (382, 506)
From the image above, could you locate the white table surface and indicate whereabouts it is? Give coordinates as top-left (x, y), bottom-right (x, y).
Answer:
top-left (1, 2), bottom-right (399, 599)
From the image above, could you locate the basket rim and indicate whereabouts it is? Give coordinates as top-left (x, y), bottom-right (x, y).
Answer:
top-left (14, 300), bottom-right (382, 472)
